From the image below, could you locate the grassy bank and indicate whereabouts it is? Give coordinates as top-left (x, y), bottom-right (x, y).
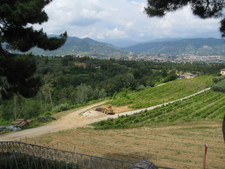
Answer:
top-left (109, 75), bottom-right (213, 109)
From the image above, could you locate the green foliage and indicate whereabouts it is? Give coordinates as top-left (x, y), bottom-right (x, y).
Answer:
top-left (0, 0), bottom-right (67, 52)
top-left (1, 97), bottom-right (43, 120)
top-left (0, 0), bottom-right (67, 99)
top-left (0, 116), bottom-right (11, 126)
top-left (135, 85), bottom-right (146, 91)
top-left (51, 103), bottom-right (71, 113)
top-left (110, 75), bottom-right (213, 108)
top-left (93, 90), bottom-right (225, 129)
top-left (145, 0), bottom-right (225, 37)
top-left (163, 70), bottom-right (177, 83)
top-left (213, 76), bottom-right (225, 83)
top-left (0, 54), bottom-right (41, 99)
top-left (212, 79), bottom-right (225, 92)
top-left (110, 89), bottom-right (133, 106)
top-left (75, 83), bottom-right (106, 104)
top-left (0, 55), bottom-right (222, 121)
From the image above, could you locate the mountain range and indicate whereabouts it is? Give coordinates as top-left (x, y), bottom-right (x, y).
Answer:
top-left (29, 36), bottom-right (128, 57)
top-left (29, 37), bottom-right (225, 57)
top-left (125, 38), bottom-right (225, 56)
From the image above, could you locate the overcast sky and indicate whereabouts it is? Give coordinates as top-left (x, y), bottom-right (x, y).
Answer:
top-left (34, 0), bottom-right (222, 45)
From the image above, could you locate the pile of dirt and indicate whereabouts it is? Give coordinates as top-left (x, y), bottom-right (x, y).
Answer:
top-left (82, 111), bottom-right (100, 117)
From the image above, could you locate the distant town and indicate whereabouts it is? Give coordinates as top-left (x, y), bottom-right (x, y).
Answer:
top-left (125, 53), bottom-right (225, 63)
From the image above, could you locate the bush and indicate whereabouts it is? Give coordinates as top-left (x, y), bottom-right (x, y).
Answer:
top-left (212, 76), bottom-right (225, 83)
top-left (212, 79), bottom-right (225, 93)
top-left (52, 103), bottom-right (71, 113)
top-left (136, 85), bottom-right (146, 91)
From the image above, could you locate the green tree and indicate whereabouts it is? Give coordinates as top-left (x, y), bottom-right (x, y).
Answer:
top-left (75, 83), bottom-right (92, 104)
top-left (40, 73), bottom-right (55, 110)
top-left (145, 0), bottom-right (225, 36)
top-left (0, 0), bottom-right (67, 99)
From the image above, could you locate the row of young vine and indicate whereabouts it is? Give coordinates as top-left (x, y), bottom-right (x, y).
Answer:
top-left (93, 90), bottom-right (225, 129)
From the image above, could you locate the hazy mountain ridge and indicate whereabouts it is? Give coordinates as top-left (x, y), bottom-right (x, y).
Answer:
top-left (29, 36), bottom-right (128, 57)
top-left (29, 37), bottom-right (225, 58)
top-left (125, 38), bottom-right (225, 56)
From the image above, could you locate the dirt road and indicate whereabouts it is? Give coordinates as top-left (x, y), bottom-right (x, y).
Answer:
top-left (0, 101), bottom-right (108, 141)
top-left (0, 88), bottom-right (210, 141)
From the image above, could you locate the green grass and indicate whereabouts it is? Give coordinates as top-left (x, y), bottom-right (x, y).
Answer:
top-left (93, 90), bottom-right (225, 129)
top-left (109, 75), bottom-right (213, 109)
top-left (0, 117), bottom-right (11, 126)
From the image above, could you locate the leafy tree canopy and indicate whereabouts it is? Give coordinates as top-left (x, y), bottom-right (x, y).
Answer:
top-left (0, 0), bottom-right (67, 99)
top-left (145, 0), bottom-right (225, 37)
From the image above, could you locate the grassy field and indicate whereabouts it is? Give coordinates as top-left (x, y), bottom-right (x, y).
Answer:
top-left (94, 90), bottom-right (225, 129)
top-left (109, 75), bottom-right (213, 108)
top-left (28, 121), bottom-right (224, 169)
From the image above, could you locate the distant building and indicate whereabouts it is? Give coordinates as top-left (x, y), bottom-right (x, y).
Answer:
top-left (75, 62), bottom-right (87, 68)
top-left (220, 69), bottom-right (225, 75)
top-left (179, 73), bottom-right (197, 79)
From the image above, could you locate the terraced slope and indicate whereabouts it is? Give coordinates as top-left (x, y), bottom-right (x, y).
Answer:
top-left (94, 90), bottom-right (225, 129)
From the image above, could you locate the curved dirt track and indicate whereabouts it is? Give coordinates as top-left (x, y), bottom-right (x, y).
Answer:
top-left (0, 88), bottom-right (210, 141)
top-left (0, 101), bottom-right (108, 141)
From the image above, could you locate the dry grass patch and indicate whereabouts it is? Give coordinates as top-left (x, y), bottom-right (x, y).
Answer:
top-left (29, 121), bottom-right (224, 169)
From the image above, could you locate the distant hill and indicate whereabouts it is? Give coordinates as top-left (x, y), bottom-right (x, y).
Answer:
top-left (125, 38), bottom-right (225, 56)
top-left (29, 36), bottom-right (128, 57)
top-left (29, 37), bottom-right (225, 58)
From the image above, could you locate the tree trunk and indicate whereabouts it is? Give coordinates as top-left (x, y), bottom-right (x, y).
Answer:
top-left (13, 95), bottom-right (17, 120)
top-left (48, 88), bottom-right (53, 110)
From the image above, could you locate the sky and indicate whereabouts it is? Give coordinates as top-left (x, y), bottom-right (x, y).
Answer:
top-left (34, 0), bottom-right (222, 46)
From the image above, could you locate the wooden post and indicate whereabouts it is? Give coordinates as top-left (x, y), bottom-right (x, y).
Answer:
top-left (222, 115), bottom-right (225, 143)
top-left (203, 144), bottom-right (208, 169)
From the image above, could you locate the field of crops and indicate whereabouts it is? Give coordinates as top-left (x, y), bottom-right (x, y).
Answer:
top-left (94, 90), bottom-right (225, 129)
top-left (109, 75), bottom-right (213, 108)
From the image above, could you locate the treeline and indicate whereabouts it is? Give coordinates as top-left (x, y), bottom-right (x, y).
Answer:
top-left (0, 55), bottom-right (224, 122)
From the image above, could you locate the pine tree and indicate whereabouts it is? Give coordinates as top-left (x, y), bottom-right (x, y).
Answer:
top-left (0, 0), bottom-right (67, 99)
top-left (145, 0), bottom-right (225, 36)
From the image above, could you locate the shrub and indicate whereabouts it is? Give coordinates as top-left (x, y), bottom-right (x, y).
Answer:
top-left (52, 103), bottom-right (71, 113)
top-left (136, 85), bottom-right (146, 91)
top-left (212, 76), bottom-right (225, 83)
top-left (212, 79), bottom-right (225, 92)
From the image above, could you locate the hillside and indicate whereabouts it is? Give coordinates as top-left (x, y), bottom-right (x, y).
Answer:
top-left (94, 89), bottom-right (224, 129)
top-left (18, 75), bottom-right (224, 169)
top-left (29, 36), bottom-right (128, 57)
top-left (109, 76), bottom-right (213, 108)
top-left (125, 38), bottom-right (225, 56)
top-left (1, 72), bottom-right (224, 169)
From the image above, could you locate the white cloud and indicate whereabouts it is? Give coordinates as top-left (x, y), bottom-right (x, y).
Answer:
top-left (34, 0), bottom-right (222, 44)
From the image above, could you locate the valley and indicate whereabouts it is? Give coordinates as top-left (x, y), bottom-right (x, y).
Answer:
top-left (28, 37), bottom-right (225, 63)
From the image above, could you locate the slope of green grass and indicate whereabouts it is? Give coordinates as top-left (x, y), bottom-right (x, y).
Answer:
top-left (109, 75), bottom-right (213, 108)
top-left (94, 90), bottom-right (225, 129)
